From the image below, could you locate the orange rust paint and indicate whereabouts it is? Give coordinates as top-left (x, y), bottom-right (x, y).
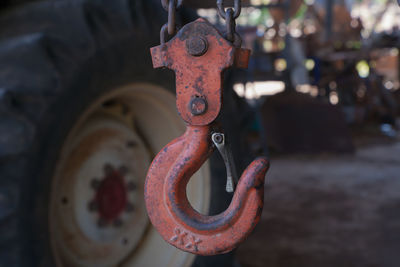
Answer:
top-left (145, 125), bottom-right (269, 255)
top-left (145, 18), bottom-right (269, 255)
top-left (151, 18), bottom-right (250, 126)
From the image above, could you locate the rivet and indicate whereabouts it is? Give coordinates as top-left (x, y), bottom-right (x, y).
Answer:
top-left (189, 96), bottom-right (208, 116)
top-left (213, 133), bottom-right (224, 144)
top-left (186, 36), bottom-right (208, 57)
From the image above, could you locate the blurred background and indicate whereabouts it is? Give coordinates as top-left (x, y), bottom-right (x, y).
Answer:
top-left (0, 0), bottom-right (399, 267)
top-left (193, 1), bottom-right (400, 266)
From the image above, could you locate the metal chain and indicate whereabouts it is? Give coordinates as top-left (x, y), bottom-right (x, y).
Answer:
top-left (159, 0), bottom-right (242, 46)
top-left (217, 0), bottom-right (242, 47)
top-left (160, 0), bottom-right (183, 44)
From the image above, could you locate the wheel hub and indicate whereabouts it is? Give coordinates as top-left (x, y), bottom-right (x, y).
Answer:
top-left (50, 84), bottom-right (211, 267)
top-left (91, 164), bottom-right (131, 225)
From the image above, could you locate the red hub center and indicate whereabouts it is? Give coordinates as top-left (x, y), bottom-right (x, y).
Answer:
top-left (95, 170), bottom-right (127, 222)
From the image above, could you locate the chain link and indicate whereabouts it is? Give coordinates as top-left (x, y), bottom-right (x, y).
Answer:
top-left (160, 24), bottom-right (169, 44)
top-left (217, 0), bottom-right (242, 47)
top-left (160, 0), bottom-right (183, 44)
top-left (225, 8), bottom-right (236, 43)
top-left (159, 0), bottom-right (242, 46)
top-left (217, 0), bottom-right (241, 20)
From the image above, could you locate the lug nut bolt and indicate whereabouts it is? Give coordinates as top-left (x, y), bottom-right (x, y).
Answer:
top-left (113, 218), bottom-right (123, 227)
top-left (104, 163), bottom-right (113, 175)
top-left (127, 181), bottom-right (137, 191)
top-left (97, 218), bottom-right (107, 228)
top-left (126, 140), bottom-right (137, 148)
top-left (88, 200), bottom-right (98, 212)
top-left (125, 203), bottom-right (135, 212)
top-left (90, 178), bottom-right (101, 190)
top-left (119, 165), bottom-right (128, 175)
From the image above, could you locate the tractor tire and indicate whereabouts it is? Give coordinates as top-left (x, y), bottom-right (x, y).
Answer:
top-left (0, 0), bottom-right (237, 266)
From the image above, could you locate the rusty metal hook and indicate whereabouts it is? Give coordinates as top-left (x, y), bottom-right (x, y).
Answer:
top-left (147, 18), bottom-right (270, 255)
top-left (145, 125), bottom-right (269, 255)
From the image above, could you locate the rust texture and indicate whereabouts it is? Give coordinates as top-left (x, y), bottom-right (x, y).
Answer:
top-left (151, 18), bottom-right (250, 126)
top-left (145, 18), bottom-right (269, 255)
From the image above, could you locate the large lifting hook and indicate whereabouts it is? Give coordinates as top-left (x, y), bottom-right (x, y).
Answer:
top-left (145, 19), bottom-right (270, 255)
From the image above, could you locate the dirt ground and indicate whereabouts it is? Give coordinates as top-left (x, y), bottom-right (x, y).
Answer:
top-left (237, 141), bottom-right (400, 267)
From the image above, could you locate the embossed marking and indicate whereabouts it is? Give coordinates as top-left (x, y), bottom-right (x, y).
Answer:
top-left (170, 228), bottom-right (187, 245)
top-left (185, 235), bottom-right (202, 252)
top-left (170, 227), bottom-right (202, 251)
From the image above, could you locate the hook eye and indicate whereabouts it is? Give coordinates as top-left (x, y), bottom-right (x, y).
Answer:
top-left (211, 132), bottom-right (238, 193)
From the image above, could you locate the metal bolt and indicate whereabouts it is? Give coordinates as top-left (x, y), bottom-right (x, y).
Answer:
top-left (125, 202), bottom-right (135, 213)
top-left (186, 36), bottom-right (208, 57)
top-left (127, 181), bottom-right (137, 191)
top-left (113, 218), bottom-right (123, 227)
top-left (212, 133), bottom-right (224, 144)
top-left (88, 200), bottom-right (98, 212)
top-left (104, 163), bottom-right (113, 175)
top-left (189, 97), bottom-right (207, 116)
top-left (126, 140), bottom-right (137, 148)
top-left (119, 165), bottom-right (128, 175)
top-left (90, 178), bottom-right (101, 190)
top-left (97, 218), bottom-right (107, 228)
